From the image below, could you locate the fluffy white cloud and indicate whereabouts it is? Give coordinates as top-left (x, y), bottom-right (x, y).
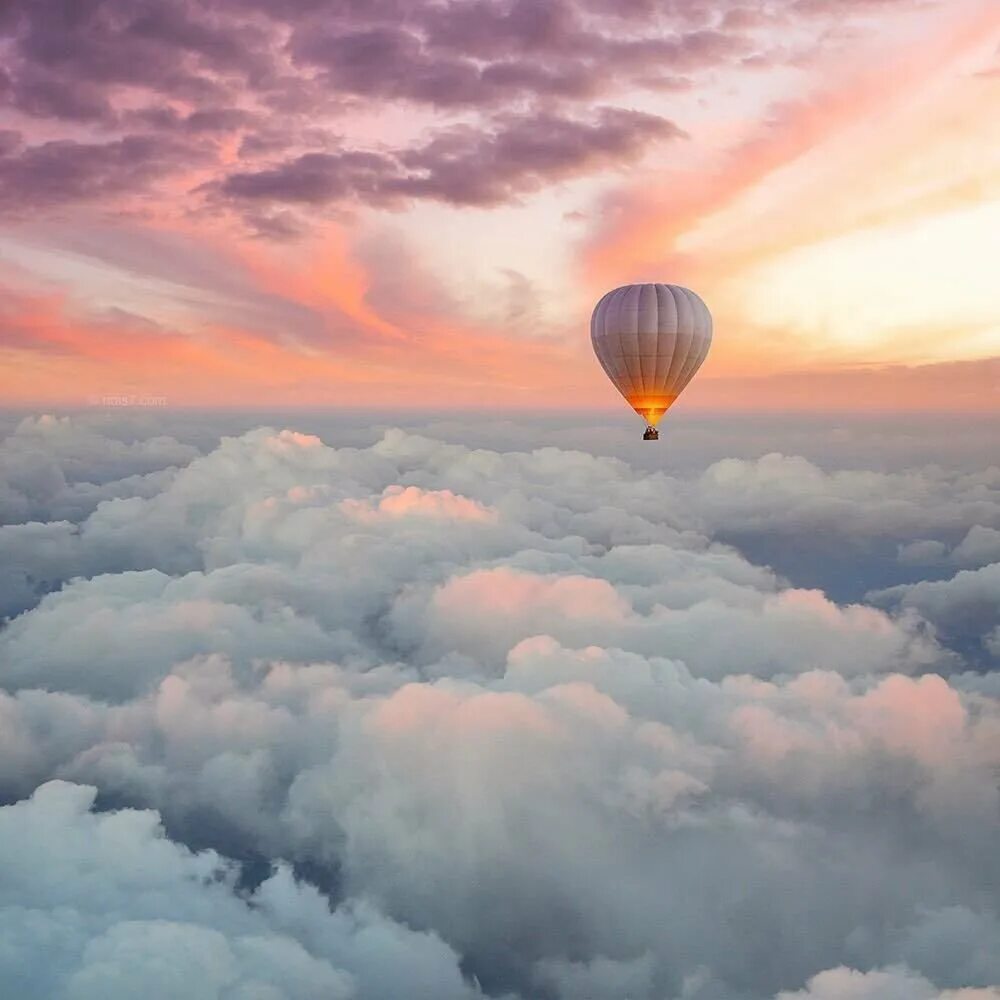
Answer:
top-left (775, 966), bottom-right (1000, 1000)
top-left (689, 452), bottom-right (1000, 542)
top-left (0, 414), bottom-right (997, 999)
top-left (0, 637), bottom-right (995, 997)
top-left (0, 781), bottom-right (485, 1000)
top-left (0, 414), bottom-right (196, 524)
top-left (395, 564), bottom-right (946, 678)
top-left (872, 563), bottom-right (1000, 666)
top-left (951, 526), bottom-right (1000, 568)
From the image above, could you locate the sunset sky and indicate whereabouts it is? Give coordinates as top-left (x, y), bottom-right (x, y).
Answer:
top-left (1, 0), bottom-right (998, 410)
top-left (3, 6), bottom-right (1000, 994)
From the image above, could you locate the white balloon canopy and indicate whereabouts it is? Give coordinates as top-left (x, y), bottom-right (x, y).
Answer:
top-left (591, 283), bottom-right (713, 430)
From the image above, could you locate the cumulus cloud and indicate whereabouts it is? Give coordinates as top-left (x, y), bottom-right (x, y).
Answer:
top-left (0, 781), bottom-right (484, 1000)
top-left (0, 414), bottom-right (197, 523)
top-left (687, 452), bottom-right (1000, 543)
top-left (872, 563), bottom-right (1000, 668)
top-left (0, 415), bottom-right (199, 619)
top-left (952, 526), bottom-right (1000, 568)
top-left (775, 966), bottom-right (1000, 1000)
top-left (0, 413), bottom-right (997, 998)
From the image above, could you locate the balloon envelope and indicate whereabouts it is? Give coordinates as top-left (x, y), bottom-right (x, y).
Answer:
top-left (591, 283), bottom-right (712, 427)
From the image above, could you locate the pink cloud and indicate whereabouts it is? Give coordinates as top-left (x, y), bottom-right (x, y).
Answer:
top-left (433, 567), bottom-right (631, 623)
top-left (853, 673), bottom-right (967, 764)
top-left (343, 485), bottom-right (498, 523)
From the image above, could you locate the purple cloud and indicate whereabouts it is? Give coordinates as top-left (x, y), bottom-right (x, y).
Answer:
top-left (0, 0), bottom-right (925, 224)
top-left (218, 107), bottom-right (685, 210)
top-left (1, 1), bottom-right (749, 127)
top-left (0, 134), bottom-right (203, 212)
top-left (390, 108), bottom-right (687, 205)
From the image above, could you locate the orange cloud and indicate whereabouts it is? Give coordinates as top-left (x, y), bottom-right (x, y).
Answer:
top-left (0, 245), bottom-right (591, 408)
top-left (433, 568), bottom-right (632, 623)
top-left (0, 278), bottom-right (365, 406)
top-left (682, 356), bottom-right (1000, 412)
top-left (342, 485), bottom-right (498, 523)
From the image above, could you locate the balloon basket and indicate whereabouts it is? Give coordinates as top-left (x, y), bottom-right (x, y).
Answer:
top-left (642, 426), bottom-right (659, 441)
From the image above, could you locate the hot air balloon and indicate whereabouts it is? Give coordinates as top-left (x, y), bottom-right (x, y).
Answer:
top-left (591, 283), bottom-right (712, 440)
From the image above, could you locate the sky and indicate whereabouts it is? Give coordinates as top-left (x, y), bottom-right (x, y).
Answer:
top-left (1, 0), bottom-right (998, 411)
top-left (1, 4), bottom-right (999, 997)
top-left (1, 408), bottom-right (999, 998)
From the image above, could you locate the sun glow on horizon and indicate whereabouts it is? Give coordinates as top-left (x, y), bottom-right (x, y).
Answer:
top-left (726, 198), bottom-right (1000, 364)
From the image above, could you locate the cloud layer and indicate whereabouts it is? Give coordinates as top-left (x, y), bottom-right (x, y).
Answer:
top-left (1, 412), bottom-right (998, 998)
